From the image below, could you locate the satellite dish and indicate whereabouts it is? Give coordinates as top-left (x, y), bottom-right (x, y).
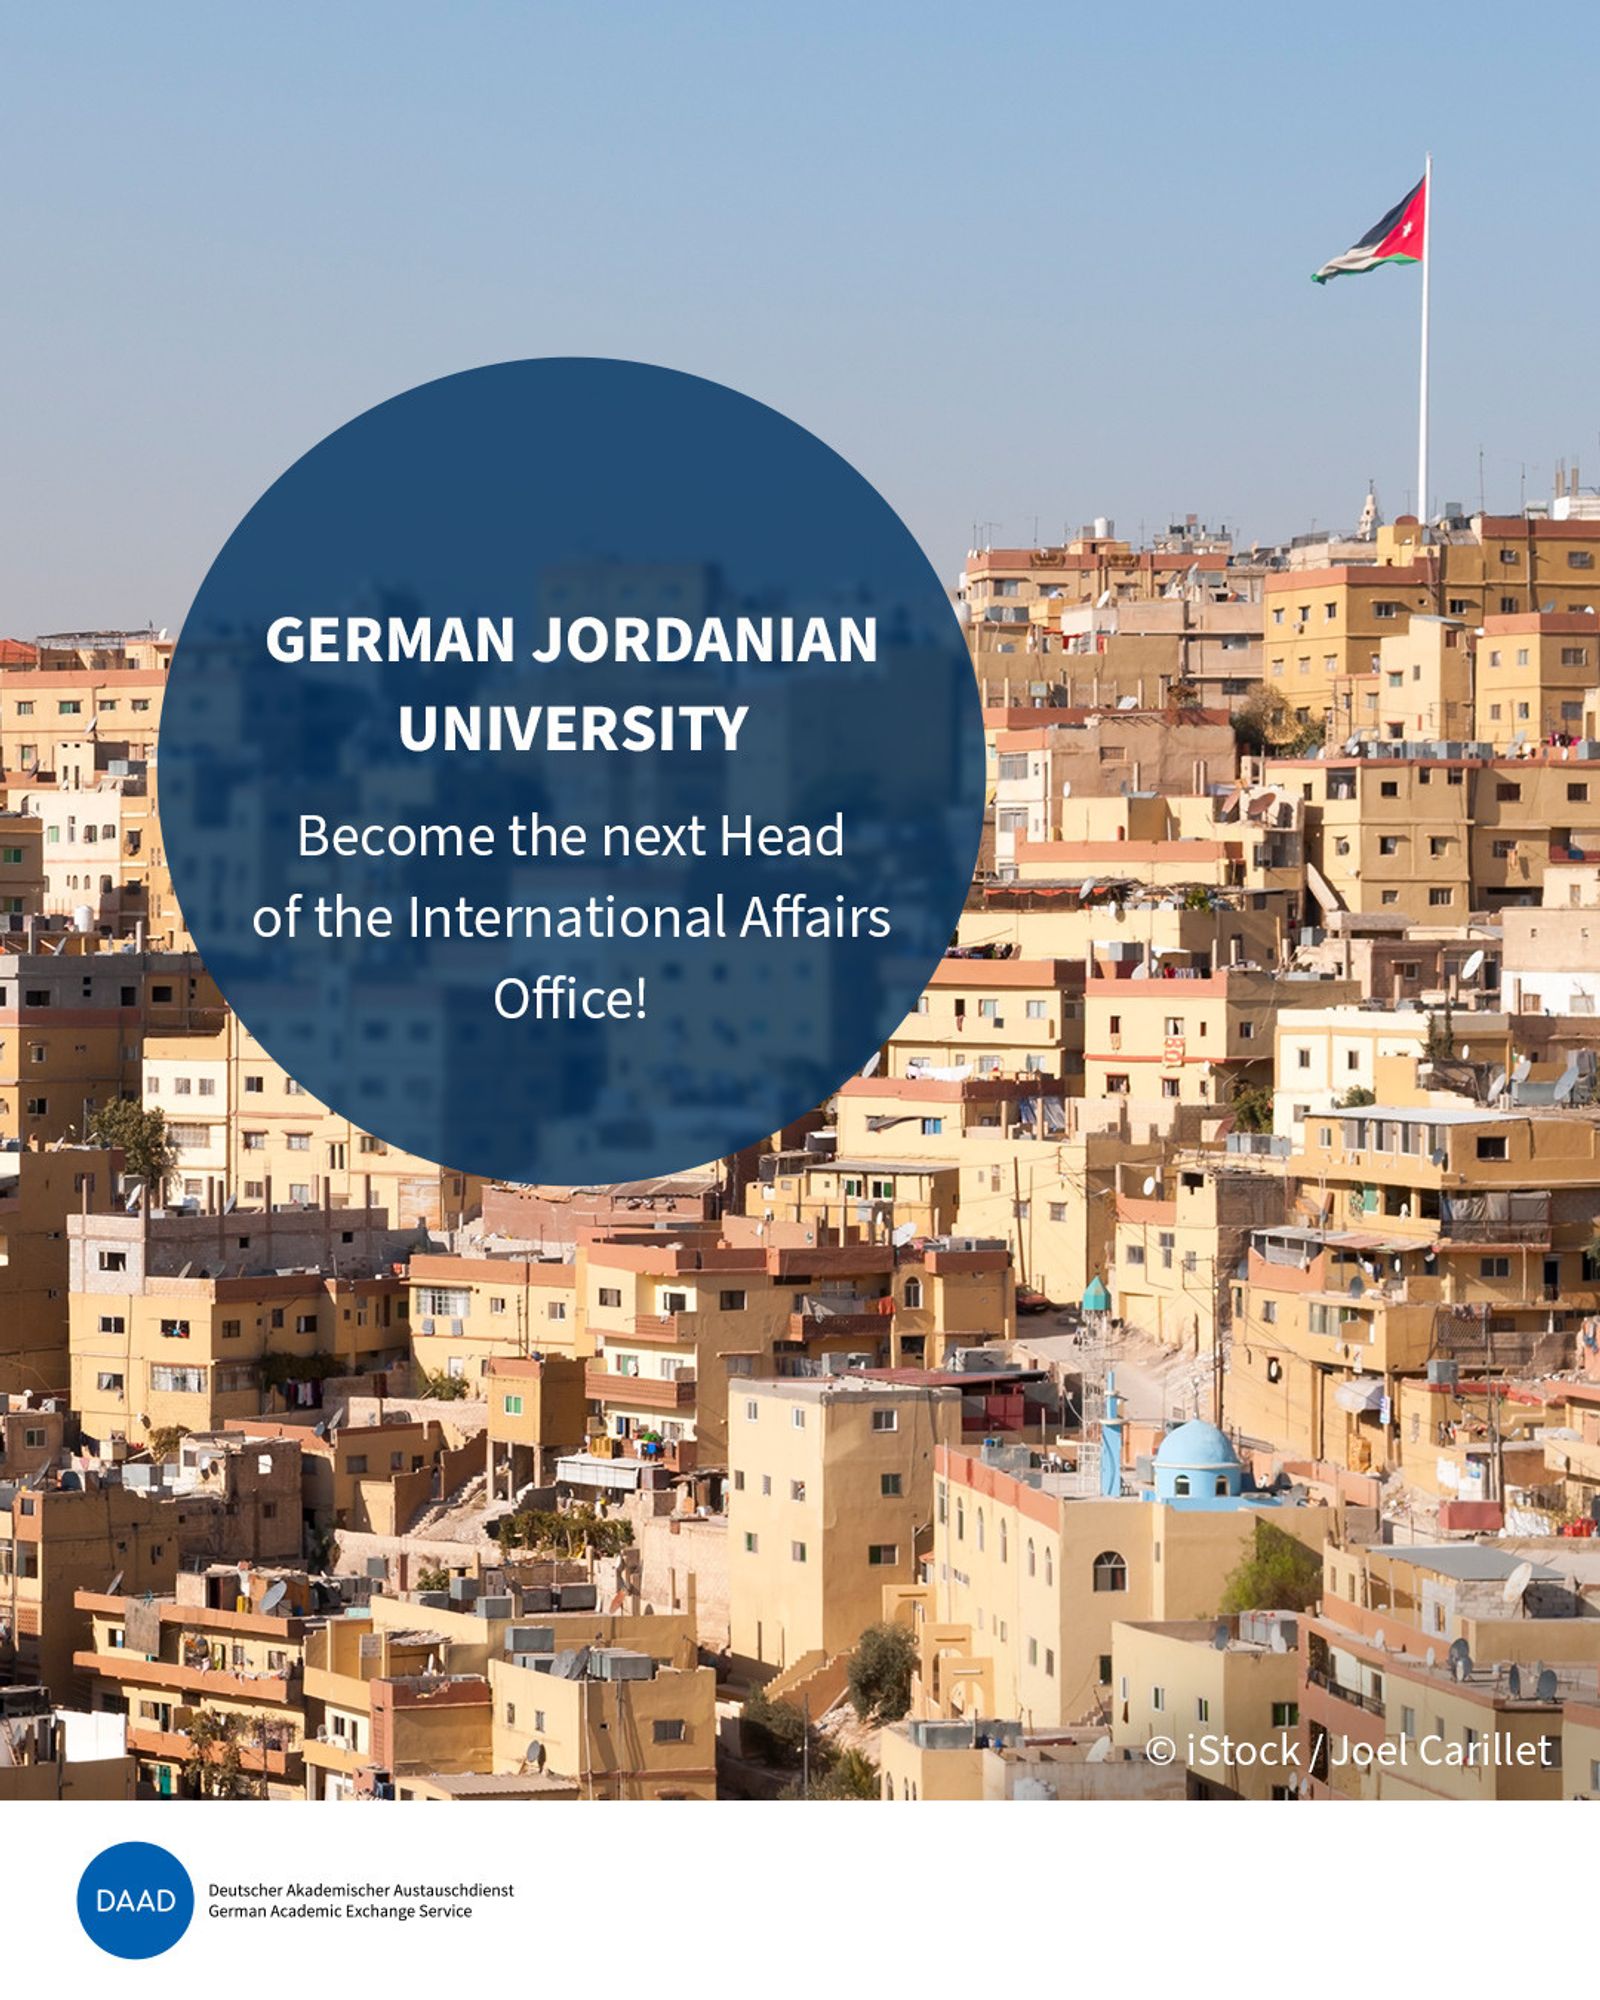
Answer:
top-left (1373, 1627), bottom-right (1385, 1650)
top-left (1269, 1627), bottom-right (1288, 1653)
top-left (1508, 1664), bottom-right (1522, 1697)
top-left (107, 1570), bottom-right (124, 1596)
top-left (891, 1221), bottom-right (916, 1246)
top-left (1462, 950), bottom-right (1485, 981)
top-left (1448, 1637), bottom-right (1471, 1670)
top-left (1536, 1668), bottom-right (1558, 1701)
top-left (1212, 1622), bottom-right (1230, 1651)
top-left (1142, 1175), bottom-right (1158, 1196)
top-left (860, 1050), bottom-right (882, 1078)
top-left (258, 1580), bottom-right (288, 1616)
top-left (1502, 1560), bottom-right (1535, 1606)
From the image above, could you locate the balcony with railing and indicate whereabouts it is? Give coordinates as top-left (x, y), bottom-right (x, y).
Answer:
top-left (584, 1430), bottom-right (697, 1474)
top-left (584, 1361), bottom-right (697, 1410)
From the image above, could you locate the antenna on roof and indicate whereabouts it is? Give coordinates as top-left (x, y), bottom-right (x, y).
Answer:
top-left (258, 1580), bottom-right (287, 1615)
top-left (1502, 1560), bottom-right (1534, 1608)
top-left (1536, 1667), bottom-right (1558, 1701)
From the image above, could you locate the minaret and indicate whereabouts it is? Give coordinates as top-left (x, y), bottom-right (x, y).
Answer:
top-left (1356, 482), bottom-right (1381, 542)
top-left (1100, 1368), bottom-right (1124, 1497)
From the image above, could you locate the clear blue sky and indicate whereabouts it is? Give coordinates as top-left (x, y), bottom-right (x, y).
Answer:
top-left (8, 1), bottom-right (1600, 635)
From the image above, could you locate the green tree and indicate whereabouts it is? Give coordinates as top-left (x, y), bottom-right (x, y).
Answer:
top-left (1229, 1080), bottom-right (1275, 1134)
top-left (739, 1687), bottom-right (809, 1768)
top-left (1218, 1519), bottom-right (1323, 1615)
top-left (1424, 1002), bottom-right (1456, 1062)
top-left (1333, 1086), bottom-right (1376, 1109)
top-left (799, 1746), bottom-right (880, 1800)
top-left (88, 1099), bottom-right (177, 1195)
top-left (415, 1564), bottom-right (451, 1592)
top-left (1230, 688), bottom-right (1288, 756)
top-left (145, 1424), bottom-right (189, 1464)
top-left (845, 1621), bottom-right (919, 1723)
top-left (182, 1708), bottom-right (262, 1799)
top-left (493, 1504), bottom-right (632, 1561)
top-left (416, 1367), bottom-right (471, 1401)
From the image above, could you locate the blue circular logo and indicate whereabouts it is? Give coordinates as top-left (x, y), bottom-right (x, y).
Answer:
top-left (160, 358), bottom-right (984, 1184)
top-left (77, 1842), bottom-right (195, 1958)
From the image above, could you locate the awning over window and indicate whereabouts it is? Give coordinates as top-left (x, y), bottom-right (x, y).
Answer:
top-left (1333, 1379), bottom-right (1385, 1414)
top-left (555, 1455), bottom-right (643, 1491)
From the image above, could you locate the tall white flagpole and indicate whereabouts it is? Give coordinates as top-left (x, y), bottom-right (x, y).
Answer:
top-left (1417, 153), bottom-right (1432, 532)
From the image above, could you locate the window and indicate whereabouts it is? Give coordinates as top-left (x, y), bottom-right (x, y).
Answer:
top-left (98, 1251), bottom-right (126, 1273)
top-left (96, 1371), bottom-right (124, 1393)
top-left (596, 1286), bottom-right (623, 1309)
top-left (652, 1719), bottom-right (686, 1743)
top-left (920, 1117), bottom-right (943, 1136)
top-left (791, 1541), bottom-right (807, 1563)
top-left (718, 1289), bottom-right (747, 1311)
top-left (881, 1473), bottom-right (903, 1497)
top-left (1429, 888), bottom-right (1451, 907)
top-left (150, 1365), bottom-right (205, 1394)
top-left (1479, 1257), bottom-right (1510, 1279)
top-left (1152, 1686), bottom-right (1166, 1711)
top-left (790, 1479), bottom-right (805, 1501)
top-left (158, 1319), bottom-right (191, 1340)
top-left (791, 1407), bottom-right (806, 1430)
top-left (744, 1399), bottom-right (759, 1421)
top-left (1092, 1551), bottom-right (1128, 1593)
top-left (871, 1409), bottom-right (898, 1432)
top-left (867, 1544), bottom-right (899, 1566)
top-left (901, 1276), bottom-right (922, 1310)
top-left (1271, 1703), bottom-right (1299, 1728)
top-left (743, 1532), bottom-right (758, 1553)
top-left (502, 1394), bottom-right (524, 1416)
top-left (417, 1286), bottom-right (470, 1318)
top-left (1476, 1136), bottom-right (1508, 1161)
top-left (98, 1314), bottom-right (125, 1334)
top-left (1196, 1697), bottom-right (1210, 1723)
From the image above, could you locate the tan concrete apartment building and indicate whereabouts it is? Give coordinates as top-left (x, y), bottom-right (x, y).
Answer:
top-left (2, 1478), bottom-right (180, 1701)
top-left (75, 1565), bottom-right (317, 1797)
top-left (68, 1204), bottom-right (411, 1444)
top-left (143, 1012), bottom-right (477, 1227)
top-left (1110, 1611), bottom-right (1304, 1799)
top-left (728, 1377), bottom-right (960, 1673)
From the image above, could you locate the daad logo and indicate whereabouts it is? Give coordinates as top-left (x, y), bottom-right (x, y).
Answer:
top-left (77, 1842), bottom-right (194, 1958)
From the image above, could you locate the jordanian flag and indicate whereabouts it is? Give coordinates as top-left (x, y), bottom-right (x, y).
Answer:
top-left (1312, 173), bottom-right (1426, 284)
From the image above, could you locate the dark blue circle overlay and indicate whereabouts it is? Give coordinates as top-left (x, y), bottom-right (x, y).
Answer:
top-left (77, 1841), bottom-right (195, 1958)
top-left (162, 359), bottom-right (984, 1184)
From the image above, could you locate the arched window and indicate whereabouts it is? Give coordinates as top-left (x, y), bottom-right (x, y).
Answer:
top-left (1215, 1474), bottom-right (1230, 1495)
top-left (1026, 1538), bottom-right (1036, 1577)
top-left (1173, 1474), bottom-right (1191, 1496)
top-left (956, 1499), bottom-right (965, 1541)
top-left (902, 1276), bottom-right (923, 1309)
top-left (976, 1509), bottom-right (985, 1552)
top-left (1044, 1548), bottom-right (1053, 1586)
top-left (1000, 1519), bottom-right (1008, 1563)
top-left (1092, 1550), bottom-right (1128, 1593)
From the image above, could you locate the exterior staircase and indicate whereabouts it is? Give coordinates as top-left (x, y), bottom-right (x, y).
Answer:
top-left (764, 1648), bottom-right (850, 1717)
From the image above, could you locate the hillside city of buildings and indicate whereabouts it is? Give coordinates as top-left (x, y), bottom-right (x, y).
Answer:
top-left (9, 480), bottom-right (1600, 1802)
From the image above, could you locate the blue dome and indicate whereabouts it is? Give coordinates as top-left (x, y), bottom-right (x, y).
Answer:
top-left (1154, 1421), bottom-right (1241, 1472)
